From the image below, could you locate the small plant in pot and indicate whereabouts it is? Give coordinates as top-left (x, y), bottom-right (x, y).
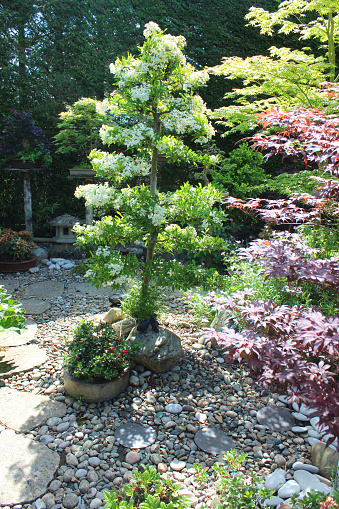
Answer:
top-left (63, 319), bottom-right (140, 402)
top-left (0, 109), bottom-right (51, 167)
top-left (0, 228), bottom-right (37, 272)
top-left (0, 228), bottom-right (36, 262)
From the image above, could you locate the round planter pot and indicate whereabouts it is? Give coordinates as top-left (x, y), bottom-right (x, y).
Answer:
top-left (0, 256), bottom-right (37, 273)
top-left (63, 368), bottom-right (130, 403)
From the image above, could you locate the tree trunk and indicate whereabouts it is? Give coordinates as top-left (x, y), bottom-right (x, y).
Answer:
top-left (23, 170), bottom-right (33, 234)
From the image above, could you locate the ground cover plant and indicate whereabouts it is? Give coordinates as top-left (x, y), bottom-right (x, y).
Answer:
top-left (73, 22), bottom-right (227, 320)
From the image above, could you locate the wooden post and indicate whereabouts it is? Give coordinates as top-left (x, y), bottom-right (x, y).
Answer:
top-left (23, 170), bottom-right (33, 234)
top-left (85, 206), bottom-right (93, 225)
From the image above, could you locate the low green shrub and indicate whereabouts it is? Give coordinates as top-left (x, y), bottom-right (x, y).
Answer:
top-left (104, 465), bottom-right (189, 509)
top-left (211, 450), bottom-right (273, 509)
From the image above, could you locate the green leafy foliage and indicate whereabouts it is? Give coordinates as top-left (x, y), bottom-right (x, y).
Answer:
top-left (211, 143), bottom-right (266, 198)
top-left (64, 319), bottom-right (140, 382)
top-left (121, 281), bottom-right (164, 322)
top-left (0, 286), bottom-right (25, 333)
top-left (104, 465), bottom-right (189, 509)
top-left (211, 450), bottom-right (273, 509)
top-left (246, 0), bottom-right (339, 82)
top-left (55, 98), bottom-right (107, 166)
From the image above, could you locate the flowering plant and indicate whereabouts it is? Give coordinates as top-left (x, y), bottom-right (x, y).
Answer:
top-left (64, 319), bottom-right (141, 382)
top-left (73, 22), bottom-right (227, 319)
top-left (0, 228), bottom-right (36, 262)
top-left (0, 110), bottom-right (51, 165)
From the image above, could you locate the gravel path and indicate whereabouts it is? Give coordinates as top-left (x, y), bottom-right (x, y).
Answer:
top-left (0, 266), bottom-right (321, 509)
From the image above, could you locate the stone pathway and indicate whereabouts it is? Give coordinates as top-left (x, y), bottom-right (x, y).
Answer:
top-left (0, 267), bottom-right (338, 509)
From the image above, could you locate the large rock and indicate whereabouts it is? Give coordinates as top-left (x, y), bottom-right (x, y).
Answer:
top-left (32, 247), bottom-right (48, 261)
top-left (210, 308), bottom-right (237, 332)
top-left (112, 317), bottom-right (136, 337)
top-left (127, 326), bottom-right (183, 373)
top-left (0, 429), bottom-right (59, 505)
top-left (103, 307), bottom-right (125, 324)
top-left (311, 443), bottom-right (339, 480)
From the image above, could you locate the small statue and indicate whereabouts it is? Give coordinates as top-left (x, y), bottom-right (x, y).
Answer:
top-left (137, 313), bottom-right (159, 334)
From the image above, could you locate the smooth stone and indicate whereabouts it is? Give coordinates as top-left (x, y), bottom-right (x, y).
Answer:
top-left (0, 345), bottom-right (48, 379)
top-left (75, 469), bottom-right (87, 479)
top-left (311, 443), bottom-right (339, 480)
top-left (115, 422), bottom-right (157, 449)
top-left (277, 395), bottom-right (289, 405)
top-left (19, 300), bottom-right (51, 315)
top-left (292, 462), bottom-right (319, 473)
top-left (170, 459), bottom-right (186, 471)
top-left (0, 388), bottom-right (66, 432)
top-left (292, 412), bottom-right (310, 422)
top-left (292, 402), bottom-right (315, 417)
top-left (165, 403), bottom-right (182, 414)
top-left (265, 469), bottom-right (286, 491)
top-left (194, 427), bottom-right (236, 455)
top-left (264, 496), bottom-right (284, 507)
top-left (292, 426), bottom-right (308, 434)
top-left (257, 406), bottom-right (295, 433)
top-left (0, 430), bottom-right (59, 505)
top-left (40, 435), bottom-right (54, 445)
top-left (294, 470), bottom-right (330, 494)
top-left (0, 319), bottom-right (37, 347)
top-left (278, 480), bottom-right (301, 499)
top-left (308, 437), bottom-right (321, 446)
top-left (62, 493), bottom-right (79, 509)
top-left (125, 451), bottom-right (140, 464)
top-left (62, 263), bottom-right (75, 270)
top-left (22, 281), bottom-right (64, 299)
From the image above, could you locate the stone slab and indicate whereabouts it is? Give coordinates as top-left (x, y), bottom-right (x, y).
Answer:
top-left (19, 299), bottom-right (51, 314)
top-left (0, 319), bottom-right (37, 347)
top-left (0, 344), bottom-right (48, 378)
top-left (0, 429), bottom-right (59, 505)
top-left (0, 279), bottom-right (20, 294)
top-left (194, 427), bottom-right (236, 455)
top-left (67, 282), bottom-right (111, 297)
top-left (22, 281), bottom-right (65, 299)
top-left (257, 406), bottom-right (295, 433)
top-left (0, 387), bottom-right (66, 432)
top-left (115, 422), bottom-right (157, 449)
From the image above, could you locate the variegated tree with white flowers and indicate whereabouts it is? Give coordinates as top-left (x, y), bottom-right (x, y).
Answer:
top-left (73, 22), bottom-right (227, 319)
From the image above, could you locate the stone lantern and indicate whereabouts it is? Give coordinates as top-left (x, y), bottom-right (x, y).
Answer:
top-left (49, 214), bottom-right (84, 248)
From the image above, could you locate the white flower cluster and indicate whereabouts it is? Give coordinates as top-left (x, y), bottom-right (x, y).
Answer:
top-left (96, 246), bottom-right (111, 258)
top-left (147, 33), bottom-right (186, 71)
top-left (75, 183), bottom-right (122, 208)
top-left (106, 261), bottom-right (124, 276)
top-left (162, 110), bottom-right (200, 134)
top-left (143, 21), bottom-right (161, 38)
top-left (148, 204), bottom-right (167, 226)
top-left (195, 122), bottom-right (215, 144)
top-left (131, 84), bottom-right (151, 102)
top-left (91, 152), bottom-right (151, 179)
top-left (100, 123), bottom-right (154, 148)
